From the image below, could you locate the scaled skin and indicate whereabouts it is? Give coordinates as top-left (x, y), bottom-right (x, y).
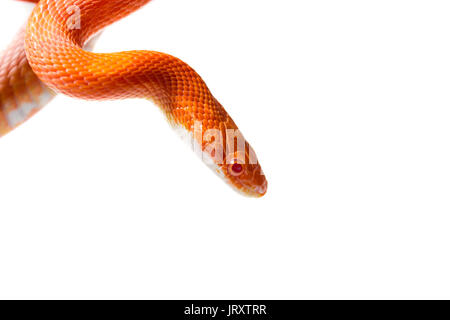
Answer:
top-left (0, 25), bottom-right (55, 136)
top-left (2, 0), bottom-right (268, 197)
top-left (0, 0), bottom-right (96, 136)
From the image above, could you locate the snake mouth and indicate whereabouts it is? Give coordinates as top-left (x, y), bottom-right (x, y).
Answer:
top-left (234, 178), bottom-right (268, 198)
top-left (247, 177), bottom-right (268, 198)
top-left (224, 165), bottom-right (268, 198)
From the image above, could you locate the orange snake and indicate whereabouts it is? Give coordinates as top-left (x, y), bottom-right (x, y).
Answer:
top-left (0, 0), bottom-right (267, 197)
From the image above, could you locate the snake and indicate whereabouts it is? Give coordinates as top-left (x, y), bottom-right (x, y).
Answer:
top-left (0, 0), bottom-right (268, 197)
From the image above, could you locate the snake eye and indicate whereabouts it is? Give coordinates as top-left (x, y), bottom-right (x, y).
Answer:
top-left (229, 162), bottom-right (244, 176)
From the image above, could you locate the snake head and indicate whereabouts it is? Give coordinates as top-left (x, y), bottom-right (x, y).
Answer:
top-left (221, 149), bottom-right (268, 198)
top-left (209, 131), bottom-right (268, 198)
top-left (168, 100), bottom-right (268, 197)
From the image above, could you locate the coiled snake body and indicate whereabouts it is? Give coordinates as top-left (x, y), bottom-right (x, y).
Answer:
top-left (0, 0), bottom-right (268, 197)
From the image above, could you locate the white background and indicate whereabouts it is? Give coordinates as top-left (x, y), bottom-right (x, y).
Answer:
top-left (1, 0), bottom-right (450, 299)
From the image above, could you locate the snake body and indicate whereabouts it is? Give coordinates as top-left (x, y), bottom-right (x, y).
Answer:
top-left (1, 0), bottom-right (267, 197)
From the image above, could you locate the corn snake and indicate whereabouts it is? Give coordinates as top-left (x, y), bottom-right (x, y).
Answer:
top-left (0, 0), bottom-right (268, 197)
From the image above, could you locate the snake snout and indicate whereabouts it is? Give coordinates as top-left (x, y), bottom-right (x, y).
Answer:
top-left (230, 163), bottom-right (268, 198)
top-left (256, 179), bottom-right (268, 197)
top-left (249, 169), bottom-right (268, 198)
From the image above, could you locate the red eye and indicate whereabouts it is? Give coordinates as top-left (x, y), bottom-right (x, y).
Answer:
top-left (230, 163), bottom-right (243, 176)
top-left (232, 163), bottom-right (243, 173)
